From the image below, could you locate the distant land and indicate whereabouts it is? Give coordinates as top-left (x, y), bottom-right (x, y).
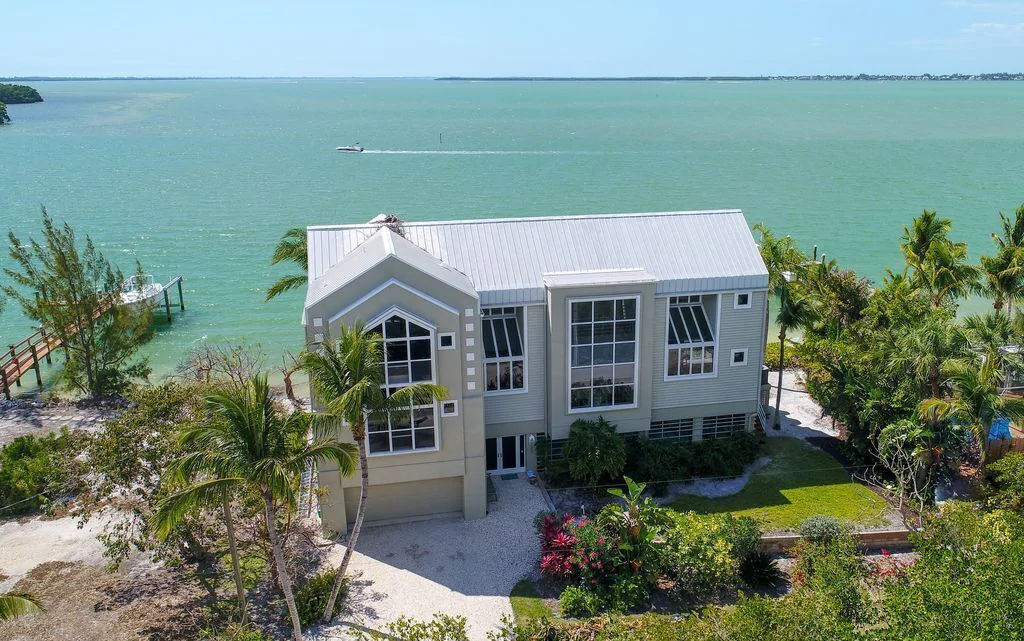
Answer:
top-left (0, 83), bottom-right (43, 103)
top-left (437, 73), bottom-right (1024, 82)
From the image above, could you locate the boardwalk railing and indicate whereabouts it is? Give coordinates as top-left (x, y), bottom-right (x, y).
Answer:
top-left (1, 276), bottom-right (185, 400)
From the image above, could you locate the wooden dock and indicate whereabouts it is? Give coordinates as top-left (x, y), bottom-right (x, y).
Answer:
top-left (1, 276), bottom-right (185, 400)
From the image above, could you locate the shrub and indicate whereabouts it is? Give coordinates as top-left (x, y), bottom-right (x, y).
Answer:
top-left (295, 572), bottom-right (346, 626)
top-left (765, 341), bottom-right (800, 370)
top-left (798, 515), bottom-right (845, 542)
top-left (563, 417), bottom-right (626, 487)
top-left (200, 624), bottom-right (272, 641)
top-left (740, 551), bottom-right (782, 587)
top-left (559, 585), bottom-right (605, 618)
top-left (608, 574), bottom-right (649, 612)
top-left (538, 513), bottom-right (622, 584)
top-left (989, 451), bottom-right (1024, 512)
top-left (623, 431), bottom-right (761, 489)
top-left (663, 512), bottom-right (758, 598)
top-left (0, 428), bottom-right (88, 515)
top-left (790, 534), bottom-right (867, 622)
top-left (351, 614), bottom-right (470, 640)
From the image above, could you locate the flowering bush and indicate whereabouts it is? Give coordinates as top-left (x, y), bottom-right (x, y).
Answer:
top-left (537, 512), bottom-right (622, 584)
top-left (662, 512), bottom-right (760, 598)
top-left (868, 549), bottom-right (915, 585)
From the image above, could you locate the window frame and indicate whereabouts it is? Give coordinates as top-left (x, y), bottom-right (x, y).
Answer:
top-left (734, 292), bottom-right (752, 309)
top-left (730, 348), bottom-right (749, 367)
top-left (441, 400), bottom-right (459, 417)
top-left (481, 306), bottom-right (529, 396)
top-left (364, 309), bottom-right (440, 457)
top-left (438, 332), bottom-right (456, 350)
top-left (566, 295), bottom-right (641, 414)
top-left (664, 294), bottom-right (721, 381)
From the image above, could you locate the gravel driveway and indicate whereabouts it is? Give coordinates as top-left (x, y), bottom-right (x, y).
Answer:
top-left (312, 476), bottom-right (548, 641)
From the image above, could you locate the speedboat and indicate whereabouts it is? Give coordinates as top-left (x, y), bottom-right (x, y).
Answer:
top-left (119, 274), bottom-right (166, 306)
top-left (336, 144), bottom-right (364, 153)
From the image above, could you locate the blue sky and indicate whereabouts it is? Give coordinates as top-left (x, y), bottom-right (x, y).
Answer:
top-left (5, 0), bottom-right (1024, 77)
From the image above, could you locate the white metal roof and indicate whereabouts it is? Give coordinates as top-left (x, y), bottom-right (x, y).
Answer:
top-left (307, 210), bottom-right (769, 307)
top-left (543, 269), bottom-right (658, 289)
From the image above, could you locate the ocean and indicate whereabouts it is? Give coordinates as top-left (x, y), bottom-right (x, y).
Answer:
top-left (2, 78), bottom-right (1024, 384)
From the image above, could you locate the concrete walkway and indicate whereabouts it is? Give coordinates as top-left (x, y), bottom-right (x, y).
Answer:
top-left (765, 369), bottom-right (839, 440)
top-left (312, 475), bottom-right (548, 641)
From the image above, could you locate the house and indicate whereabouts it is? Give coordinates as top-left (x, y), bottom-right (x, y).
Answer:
top-left (303, 210), bottom-right (770, 532)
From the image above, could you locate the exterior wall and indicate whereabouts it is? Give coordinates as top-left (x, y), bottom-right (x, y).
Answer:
top-left (483, 304), bottom-right (547, 426)
top-left (652, 289), bottom-right (768, 411)
top-left (546, 282), bottom-right (658, 440)
top-left (306, 254), bottom-right (487, 533)
top-left (343, 477), bottom-right (463, 524)
top-left (651, 399), bottom-right (758, 440)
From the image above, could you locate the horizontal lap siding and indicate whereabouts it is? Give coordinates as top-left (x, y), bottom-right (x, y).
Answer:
top-left (652, 291), bottom-right (766, 410)
top-left (484, 305), bottom-right (547, 425)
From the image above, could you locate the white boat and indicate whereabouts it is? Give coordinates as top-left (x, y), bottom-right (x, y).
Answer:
top-left (336, 143), bottom-right (364, 153)
top-left (119, 274), bottom-right (166, 306)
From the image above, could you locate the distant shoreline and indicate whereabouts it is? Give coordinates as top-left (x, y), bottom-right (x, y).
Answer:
top-left (3, 73), bottom-right (1024, 82)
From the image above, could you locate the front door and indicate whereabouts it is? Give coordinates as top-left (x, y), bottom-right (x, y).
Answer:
top-left (485, 435), bottom-right (526, 474)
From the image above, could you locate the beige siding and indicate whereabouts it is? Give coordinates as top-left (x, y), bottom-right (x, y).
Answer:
top-left (484, 305), bottom-right (547, 426)
top-left (343, 477), bottom-right (463, 524)
top-left (652, 290), bottom-right (767, 410)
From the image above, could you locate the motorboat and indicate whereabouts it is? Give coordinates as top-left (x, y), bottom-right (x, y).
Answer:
top-left (119, 274), bottom-right (166, 306)
top-left (336, 143), bottom-right (364, 153)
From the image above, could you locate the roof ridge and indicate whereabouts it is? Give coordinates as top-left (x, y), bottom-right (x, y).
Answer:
top-left (307, 209), bottom-right (745, 231)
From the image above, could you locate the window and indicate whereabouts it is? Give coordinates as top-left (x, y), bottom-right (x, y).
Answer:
top-left (649, 418), bottom-right (694, 442)
top-left (482, 307), bottom-right (526, 392)
top-left (666, 295), bottom-right (717, 377)
top-left (731, 348), bottom-right (748, 366)
top-left (438, 333), bottom-right (455, 350)
top-left (441, 400), bottom-right (458, 417)
top-left (367, 314), bottom-right (437, 454)
top-left (701, 414), bottom-right (747, 440)
top-left (570, 297), bottom-right (638, 411)
top-left (734, 292), bottom-right (751, 309)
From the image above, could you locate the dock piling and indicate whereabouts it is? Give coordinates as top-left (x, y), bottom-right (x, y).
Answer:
top-left (163, 289), bottom-right (172, 323)
top-left (9, 345), bottom-right (20, 388)
top-left (30, 345), bottom-right (42, 386)
top-left (41, 328), bottom-right (52, 364)
top-left (1, 370), bottom-right (9, 401)
top-left (177, 277), bottom-right (185, 311)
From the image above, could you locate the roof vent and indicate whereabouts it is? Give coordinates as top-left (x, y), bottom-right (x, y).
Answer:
top-left (370, 212), bottom-right (407, 238)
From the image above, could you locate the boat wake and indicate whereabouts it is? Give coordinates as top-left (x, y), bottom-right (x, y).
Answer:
top-left (361, 149), bottom-right (568, 155)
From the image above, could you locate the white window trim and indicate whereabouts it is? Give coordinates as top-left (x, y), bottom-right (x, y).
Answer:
top-left (734, 292), bottom-right (752, 310)
top-left (567, 294), bottom-right (641, 414)
top-left (438, 332), bottom-right (456, 350)
top-left (364, 309), bottom-right (441, 457)
top-left (482, 306), bottom-right (530, 397)
top-left (730, 348), bottom-right (749, 367)
top-left (441, 400), bottom-right (459, 417)
top-left (664, 294), bottom-right (721, 381)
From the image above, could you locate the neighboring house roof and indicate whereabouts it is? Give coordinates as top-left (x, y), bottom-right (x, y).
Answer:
top-left (307, 210), bottom-right (769, 307)
top-left (305, 226), bottom-right (477, 309)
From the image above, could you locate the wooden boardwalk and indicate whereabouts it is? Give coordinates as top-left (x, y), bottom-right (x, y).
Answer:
top-left (1, 276), bottom-right (184, 400)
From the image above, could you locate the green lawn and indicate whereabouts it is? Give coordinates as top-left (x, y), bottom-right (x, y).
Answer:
top-left (669, 436), bottom-right (889, 532)
top-left (510, 579), bottom-right (553, 623)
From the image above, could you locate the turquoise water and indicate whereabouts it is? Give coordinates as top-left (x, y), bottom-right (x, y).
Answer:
top-left (2, 79), bottom-right (1024, 379)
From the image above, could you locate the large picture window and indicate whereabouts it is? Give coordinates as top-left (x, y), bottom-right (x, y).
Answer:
top-left (482, 307), bottom-right (526, 392)
top-left (367, 314), bottom-right (437, 454)
top-left (666, 295), bottom-right (717, 377)
top-left (569, 297), bottom-right (638, 411)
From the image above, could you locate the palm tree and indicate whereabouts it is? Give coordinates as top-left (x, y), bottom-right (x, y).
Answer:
top-left (301, 323), bottom-right (447, 623)
top-left (988, 203), bottom-right (1024, 315)
top-left (920, 358), bottom-right (1024, 466)
top-left (979, 250), bottom-right (1020, 315)
top-left (888, 312), bottom-right (965, 399)
top-left (772, 285), bottom-right (818, 429)
top-left (900, 210), bottom-right (979, 308)
top-left (0, 593), bottom-right (42, 622)
top-left (155, 375), bottom-right (356, 641)
top-left (754, 223), bottom-right (805, 292)
top-left (900, 209), bottom-right (951, 276)
top-left (266, 228), bottom-right (308, 302)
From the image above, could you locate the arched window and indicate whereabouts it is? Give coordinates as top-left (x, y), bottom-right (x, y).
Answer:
top-left (367, 314), bottom-right (437, 454)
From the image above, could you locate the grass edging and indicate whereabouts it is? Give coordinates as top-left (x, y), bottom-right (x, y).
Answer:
top-left (510, 579), bottom-right (553, 623)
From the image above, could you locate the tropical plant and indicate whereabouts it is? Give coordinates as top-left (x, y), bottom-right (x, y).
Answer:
top-left (563, 417), bottom-right (627, 487)
top-left (876, 419), bottom-right (937, 517)
top-left (154, 374), bottom-right (356, 641)
top-left (988, 452), bottom-right (1024, 513)
top-left (0, 428), bottom-right (88, 516)
top-left (900, 209), bottom-right (979, 308)
top-left (0, 592), bottom-right (42, 621)
top-left (988, 203), bottom-right (1024, 315)
top-left (772, 285), bottom-right (818, 429)
top-left (754, 224), bottom-right (805, 293)
top-left (301, 324), bottom-right (447, 623)
top-left (266, 228), bottom-right (308, 301)
top-left (797, 515), bottom-right (846, 543)
top-left (920, 358), bottom-right (1024, 466)
top-left (2, 207), bottom-right (153, 396)
top-left (887, 311), bottom-right (964, 399)
top-left (599, 477), bottom-right (670, 582)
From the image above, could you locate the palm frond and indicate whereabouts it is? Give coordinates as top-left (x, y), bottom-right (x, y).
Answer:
top-left (0, 593), bottom-right (43, 621)
top-left (153, 477), bottom-right (245, 540)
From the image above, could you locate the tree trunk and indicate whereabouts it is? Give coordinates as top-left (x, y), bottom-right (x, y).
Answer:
top-left (773, 328), bottom-right (786, 429)
top-left (222, 488), bottom-right (247, 625)
top-left (929, 371), bottom-right (939, 399)
top-left (322, 432), bottom-right (369, 622)
top-left (264, 494), bottom-right (303, 641)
